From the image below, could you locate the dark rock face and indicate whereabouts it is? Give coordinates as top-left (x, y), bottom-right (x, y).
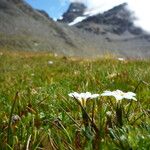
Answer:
top-left (76, 3), bottom-right (144, 35)
top-left (58, 2), bottom-right (86, 23)
top-left (59, 2), bottom-right (144, 36)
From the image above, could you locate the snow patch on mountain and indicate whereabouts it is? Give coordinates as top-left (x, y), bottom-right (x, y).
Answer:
top-left (68, 2), bottom-right (130, 26)
top-left (68, 16), bottom-right (87, 26)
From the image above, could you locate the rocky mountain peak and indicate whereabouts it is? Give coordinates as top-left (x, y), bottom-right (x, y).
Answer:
top-left (71, 3), bottom-right (143, 35)
top-left (83, 3), bottom-right (130, 25)
top-left (58, 2), bottom-right (86, 23)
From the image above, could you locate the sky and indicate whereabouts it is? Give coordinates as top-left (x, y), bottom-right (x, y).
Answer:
top-left (25, 0), bottom-right (70, 20)
top-left (25, 0), bottom-right (150, 32)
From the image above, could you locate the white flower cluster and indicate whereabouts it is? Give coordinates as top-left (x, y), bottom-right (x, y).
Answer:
top-left (68, 90), bottom-right (137, 106)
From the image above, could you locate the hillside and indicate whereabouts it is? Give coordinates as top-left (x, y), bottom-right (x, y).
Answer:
top-left (0, 0), bottom-right (92, 56)
top-left (59, 2), bottom-right (150, 58)
top-left (0, 0), bottom-right (150, 58)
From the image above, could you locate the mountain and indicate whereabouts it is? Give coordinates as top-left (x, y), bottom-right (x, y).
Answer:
top-left (76, 3), bottom-right (144, 35)
top-left (0, 0), bottom-right (92, 56)
top-left (1, 0), bottom-right (150, 58)
top-left (58, 2), bottom-right (86, 23)
top-left (58, 2), bottom-right (150, 58)
top-left (60, 3), bottom-right (143, 35)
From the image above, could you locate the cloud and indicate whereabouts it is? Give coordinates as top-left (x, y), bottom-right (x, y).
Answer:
top-left (127, 1), bottom-right (150, 32)
top-left (68, 0), bottom-right (150, 32)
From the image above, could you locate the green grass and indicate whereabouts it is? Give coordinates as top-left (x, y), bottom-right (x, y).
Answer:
top-left (0, 50), bottom-right (150, 149)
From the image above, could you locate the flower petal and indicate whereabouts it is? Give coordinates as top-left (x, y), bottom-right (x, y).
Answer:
top-left (124, 93), bottom-right (137, 101)
top-left (69, 92), bottom-right (99, 100)
top-left (101, 90), bottom-right (137, 102)
top-left (126, 92), bottom-right (136, 97)
top-left (91, 94), bottom-right (99, 98)
top-left (101, 91), bottom-right (113, 96)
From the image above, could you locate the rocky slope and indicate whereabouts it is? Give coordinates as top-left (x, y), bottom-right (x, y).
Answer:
top-left (1, 0), bottom-right (150, 58)
top-left (0, 0), bottom-right (92, 56)
top-left (58, 2), bottom-right (150, 58)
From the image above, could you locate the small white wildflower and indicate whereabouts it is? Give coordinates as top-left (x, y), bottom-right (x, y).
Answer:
top-left (120, 135), bottom-right (126, 141)
top-left (31, 73), bottom-right (35, 76)
top-left (118, 58), bottom-right (125, 61)
top-left (68, 92), bottom-right (99, 107)
top-left (107, 73), bottom-right (118, 79)
top-left (39, 112), bottom-right (45, 119)
top-left (106, 111), bottom-right (112, 116)
top-left (31, 89), bottom-right (38, 95)
top-left (101, 90), bottom-right (137, 102)
top-left (12, 114), bottom-right (21, 124)
top-left (54, 53), bottom-right (58, 57)
top-left (74, 71), bottom-right (80, 75)
top-left (48, 61), bottom-right (53, 65)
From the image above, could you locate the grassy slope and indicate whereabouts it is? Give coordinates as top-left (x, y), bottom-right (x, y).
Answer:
top-left (0, 50), bottom-right (150, 149)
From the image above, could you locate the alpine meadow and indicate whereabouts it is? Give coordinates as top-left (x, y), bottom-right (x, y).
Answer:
top-left (0, 0), bottom-right (150, 149)
top-left (0, 50), bottom-right (150, 149)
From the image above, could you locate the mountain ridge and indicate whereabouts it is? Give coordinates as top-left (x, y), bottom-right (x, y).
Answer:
top-left (60, 3), bottom-right (145, 36)
top-left (0, 0), bottom-right (91, 56)
top-left (58, 2), bottom-right (150, 58)
top-left (0, 0), bottom-right (150, 58)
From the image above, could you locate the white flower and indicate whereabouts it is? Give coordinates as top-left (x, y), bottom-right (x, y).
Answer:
top-left (12, 114), bottom-right (21, 124)
top-left (106, 111), bottom-right (112, 116)
top-left (31, 89), bottom-right (38, 95)
top-left (48, 61), bottom-right (53, 65)
top-left (101, 90), bottom-right (137, 102)
top-left (54, 53), bottom-right (58, 57)
top-left (31, 73), bottom-right (35, 76)
top-left (118, 58), bottom-right (125, 61)
top-left (68, 92), bottom-right (99, 106)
